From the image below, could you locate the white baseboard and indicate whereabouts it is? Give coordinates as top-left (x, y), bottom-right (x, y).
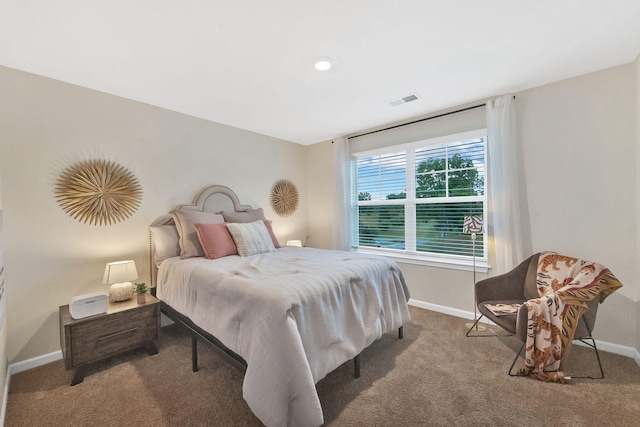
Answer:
top-left (408, 298), bottom-right (640, 366)
top-left (8, 350), bottom-right (62, 376)
top-left (408, 298), bottom-right (495, 326)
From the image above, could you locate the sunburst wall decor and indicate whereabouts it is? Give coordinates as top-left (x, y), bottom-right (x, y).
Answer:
top-left (269, 179), bottom-right (299, 218)
top-left (55, 159), bottom-right (142, 226)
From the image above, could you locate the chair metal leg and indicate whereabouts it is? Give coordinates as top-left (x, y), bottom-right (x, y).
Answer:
top-left (569, 337), bottom-right (604, 379)
top-left (465, 315), bottom-right (484, 337)
top-left (563, 318), bottom-right (604, 380)
top-left (466, 312), bottom-right (515, 338)
top-left (590, 337), bottom-right (605, 379)
top-left (465, 314), bottom-right (506, 337)
top-left (353, 354), bottom-right (361, 378)
top-left (508, 341), bottom-right (527, 376)
top-left (508, 337), bottom-right (604, 379)
top-left (578, 318), bottom-right (604, 379)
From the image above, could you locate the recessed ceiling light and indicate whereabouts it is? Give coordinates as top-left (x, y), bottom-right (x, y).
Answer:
top-left (314, 57), bottom-right (333, 71)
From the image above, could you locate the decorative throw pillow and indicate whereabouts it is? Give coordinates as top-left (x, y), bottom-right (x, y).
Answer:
top-left (226, 220), bottom-right (276, 257)
top-left (262, 220), bottom-right (281, 248)
top-left (149, 225), bottom-right (181, 265)
top-left (222, 208), bottom-right (280, 248)
top-left (169, 209), bottom-right (225, 258)
top-left (222, 208), bottom-right (266, 224)
top-left (194, 223), bottom-right (238, 259)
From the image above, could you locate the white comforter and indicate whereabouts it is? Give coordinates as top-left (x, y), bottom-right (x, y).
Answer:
top-left (157, 247), bottom-right (411, 427)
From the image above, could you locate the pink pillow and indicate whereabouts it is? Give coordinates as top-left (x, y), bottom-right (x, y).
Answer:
top-left (263, 220), bottom-right (281, 248)
top-left (194, 223), bottom-right (238, 259)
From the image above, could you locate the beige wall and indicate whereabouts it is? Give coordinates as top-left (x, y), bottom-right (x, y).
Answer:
top-left (0, 66), bottom-right (308, 362)
top-left (0, 179), bottom-right (6, 400)
top-left (307, 63), bottom-right (639, 348)
top-left (306, 140), bottom-right (334, 250)
top-left (636, 53), bottom-right (640, 355)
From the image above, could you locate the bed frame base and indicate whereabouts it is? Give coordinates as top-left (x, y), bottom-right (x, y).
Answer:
top-left (159, 300), bottom-right (248, 373)
top-left (157, 296), bottom-right (405, 380)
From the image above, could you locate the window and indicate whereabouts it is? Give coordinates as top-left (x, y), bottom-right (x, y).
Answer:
top-left (354, 130), bottom-right (487, 268)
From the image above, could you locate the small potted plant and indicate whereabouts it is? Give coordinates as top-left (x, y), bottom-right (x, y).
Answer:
top-left (134, 282), bottom-right (148, 304)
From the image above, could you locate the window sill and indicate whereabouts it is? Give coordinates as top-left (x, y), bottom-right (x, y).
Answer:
top-left (355, 247), bottom-right (491, 273)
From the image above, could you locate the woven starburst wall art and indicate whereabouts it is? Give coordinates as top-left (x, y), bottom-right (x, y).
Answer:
top-left (269, 179), bottom-right (299, 218)
top-left (55, 159), bottom-right (142, 226)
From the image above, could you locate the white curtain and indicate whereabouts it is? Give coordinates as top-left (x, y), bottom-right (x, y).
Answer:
top-left (486, 95), bottom-right (524, 274)
top-left (332, 137), bottom-right (354, 251)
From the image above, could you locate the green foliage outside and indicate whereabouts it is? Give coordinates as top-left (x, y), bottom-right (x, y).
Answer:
top-left (417, 154), bottom-right (483, 198)
top-left (359, 205), bottom-right (405, 249)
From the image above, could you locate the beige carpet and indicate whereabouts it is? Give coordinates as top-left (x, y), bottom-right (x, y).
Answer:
top-left (6, 306), bottom-right (640, 426)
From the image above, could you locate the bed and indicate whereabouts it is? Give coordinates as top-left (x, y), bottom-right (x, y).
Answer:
top-left (149, 185), bottom-right (411, 427)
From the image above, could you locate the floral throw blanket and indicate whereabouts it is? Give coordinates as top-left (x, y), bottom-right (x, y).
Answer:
top-left (519, 251), bottom-right (623, 382)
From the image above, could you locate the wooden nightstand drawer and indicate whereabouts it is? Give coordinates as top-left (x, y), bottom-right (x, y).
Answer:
top-left (70, 304), bottom-right (157, 366)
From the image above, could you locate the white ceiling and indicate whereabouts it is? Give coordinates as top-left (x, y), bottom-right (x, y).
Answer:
top-left (1, 1), bottom-right (639, 145)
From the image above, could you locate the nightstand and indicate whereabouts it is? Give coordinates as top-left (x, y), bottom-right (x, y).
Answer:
top-left (59, 293), bottom-right (160, 386)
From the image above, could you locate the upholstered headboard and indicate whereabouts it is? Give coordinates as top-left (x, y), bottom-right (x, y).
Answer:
top-left (149, 185), bottom-right (256, 286)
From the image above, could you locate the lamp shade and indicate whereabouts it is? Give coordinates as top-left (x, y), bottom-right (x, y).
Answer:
top-left (103, 260), bottom-right (138, 285)
top-left (463, 216), bottom-right (483, 234)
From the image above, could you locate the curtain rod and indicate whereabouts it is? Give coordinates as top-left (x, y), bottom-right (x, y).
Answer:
top-left (347, 103), bottom-right (486, 140)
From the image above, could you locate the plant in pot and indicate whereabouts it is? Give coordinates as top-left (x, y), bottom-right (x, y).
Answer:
top-left (134, 282), bottom-right (148, 304)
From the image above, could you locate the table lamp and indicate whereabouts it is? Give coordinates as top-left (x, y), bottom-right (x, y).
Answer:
top-left (103, 260), bottom-right (138, 302)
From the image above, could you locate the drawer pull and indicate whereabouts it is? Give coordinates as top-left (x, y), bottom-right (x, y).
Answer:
top-left (98, 327), bottom-right (140, 341)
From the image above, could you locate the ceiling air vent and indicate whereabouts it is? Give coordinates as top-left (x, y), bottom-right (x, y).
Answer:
top-left (388, 93), bottom-right (420, 107)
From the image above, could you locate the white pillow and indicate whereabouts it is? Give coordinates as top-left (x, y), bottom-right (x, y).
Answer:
top-left (149, 225), bottom-right (180, 265)
top-left (226, 220), bottom-right (276, 257)
top-left (169, 209), bottom-right (225, 258)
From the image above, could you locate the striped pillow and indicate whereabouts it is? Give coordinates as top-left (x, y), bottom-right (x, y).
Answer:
top-left (226, 220), bottom-right (276, 257)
